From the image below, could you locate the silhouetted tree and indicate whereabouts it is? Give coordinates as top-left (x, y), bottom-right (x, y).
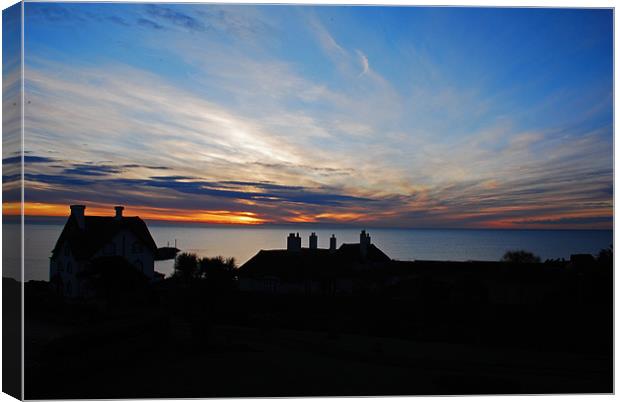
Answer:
top-left (173, 252), bottom-right (199, 281)
top-left (198, 256), bottom-right (237, 278)
top-left (501, 250), bottom-right (541, 264)
top-left (225, 257), bottom-right (237, 270)
top-left (597, 244), bottom-right (613, 267)
top-left (199, 256), bottom-right (237, 290)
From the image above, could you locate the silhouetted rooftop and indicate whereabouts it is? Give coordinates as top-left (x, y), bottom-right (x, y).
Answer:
top-left (51, 215), bottom-right (157, 260)
top-left (337, 243), bottom-right (391, 263)
top-left (239, 243), bottom-right (391, 280)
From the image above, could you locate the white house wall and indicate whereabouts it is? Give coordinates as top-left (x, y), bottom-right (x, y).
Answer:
top-left (50, 246), bottom-right (84, 298)
top-left (50, 229), bottom-right (157, 298)
top-left (92, 229), bottom-right (155, 279)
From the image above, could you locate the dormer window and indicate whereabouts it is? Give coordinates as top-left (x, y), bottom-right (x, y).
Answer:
top-left (103, 242), bottom-right (116, 255)
top-left (64, 243), bottom-right (70, 257)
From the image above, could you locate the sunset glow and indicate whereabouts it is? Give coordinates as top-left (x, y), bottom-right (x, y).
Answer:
top-left (2, 5), bottom-right (612, 229)
top-left (5, 202), bottom-right (269, 225)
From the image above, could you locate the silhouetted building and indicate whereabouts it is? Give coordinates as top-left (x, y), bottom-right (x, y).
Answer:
top-left (49, 205), bottom-right (159, 298)
top-left (239, 230), bottom-right (391, 295)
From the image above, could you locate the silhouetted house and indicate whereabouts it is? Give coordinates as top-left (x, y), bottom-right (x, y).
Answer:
top-left (568, 253), bottom-right (596, 271)
top-left (239, 231), bottom-right (391, 295)
top-left (388, 260), bottom-right (571, 306)
top-left (50, 205), bottom-right (159, 298)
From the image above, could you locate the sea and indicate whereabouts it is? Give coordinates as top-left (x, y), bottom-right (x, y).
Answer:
top-left (3, 217), bottom-right (613, 282)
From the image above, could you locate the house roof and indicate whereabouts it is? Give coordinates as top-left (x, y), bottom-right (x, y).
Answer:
top-left (239, 243), bottom-right (391, 280)
top-left (51, 215), bottom-right (158, 260)
top-left (337, 243), bottom-right (391, 263)
top-left (239, 249), bottom-right (335, 280)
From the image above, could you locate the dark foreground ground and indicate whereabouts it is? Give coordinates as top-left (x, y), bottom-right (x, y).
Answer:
top-left (20, 257), bottom-right (613, 398)
top-left (25, 319), bottom-right (610, 399)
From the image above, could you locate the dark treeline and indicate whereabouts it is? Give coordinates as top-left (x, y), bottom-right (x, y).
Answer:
top-left (173, 252), bottom-right (237, 284)
top-left (22, 246), bottom-right (613, 398)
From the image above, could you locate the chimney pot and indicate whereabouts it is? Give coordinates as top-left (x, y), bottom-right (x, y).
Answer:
top-left (114, 206), bottom-right (124, 220)
top-left (360, 230), bottom-right (370, 259)
top-left (70, 205), bottom-right (86, 230)
top-left (309, 232), bottom-right (318, 249)
top-left (287, 232), bottom-right (301, 252)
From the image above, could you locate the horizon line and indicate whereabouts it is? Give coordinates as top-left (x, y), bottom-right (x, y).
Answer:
top-left (9, 212), bottom-right (613, 232)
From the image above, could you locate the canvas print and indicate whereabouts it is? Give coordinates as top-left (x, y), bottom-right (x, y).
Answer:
top-left (2, 2), bottom-right (614, 399)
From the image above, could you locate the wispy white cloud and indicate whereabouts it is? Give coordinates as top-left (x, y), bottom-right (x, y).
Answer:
top-left (308, 13), bottom-right (347, 58)
top-left (355, 49), bottom-right (369, 76)
top-left (23, 53), bottom-right (612, 228)
top-left (20, 5), bottom-right (613, 228)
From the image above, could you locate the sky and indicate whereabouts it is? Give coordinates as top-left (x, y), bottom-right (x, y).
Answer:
top-left (3, 4), bottom-right (613, 229)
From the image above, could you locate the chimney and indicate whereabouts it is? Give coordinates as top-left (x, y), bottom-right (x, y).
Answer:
top-left (287, 233), bottom-right (301, 252)
top-left (114, 206), bottom-right (124, 220)
top-left (309, 232), bottom-right (318, 250)
top-left (329, 234), bottom-right (337, 252)
top-left (360, 230), bottom-right (370, 259)
top-left (70, 205), bottom-right (85, 230)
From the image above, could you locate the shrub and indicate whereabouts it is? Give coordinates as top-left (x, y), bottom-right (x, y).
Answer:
top-left (173, 252), bottom-right (199, 281)
top-left (501, 250), bottom-right (541, 264)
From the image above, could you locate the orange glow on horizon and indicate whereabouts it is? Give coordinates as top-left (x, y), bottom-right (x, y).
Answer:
top-left (483, 209), bottom-right (613, 229)
top-left (3, 202), bottom-right (269, 225)
top-left (2, 202), bottom-right (612, 229)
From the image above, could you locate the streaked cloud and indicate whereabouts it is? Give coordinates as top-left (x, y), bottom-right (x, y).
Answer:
top-left (16, 4), bottom-right (613, 229)
top-left (355, 49), bottom-right (369, 76)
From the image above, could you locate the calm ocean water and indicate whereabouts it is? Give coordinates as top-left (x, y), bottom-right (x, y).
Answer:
top-left (6, 219), bottom-right (613, 281)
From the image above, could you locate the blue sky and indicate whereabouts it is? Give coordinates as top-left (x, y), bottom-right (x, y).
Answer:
top-left (2, 2), bottom-right (21, 207)
top-left (10, 4), bottom-right (613, 228)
